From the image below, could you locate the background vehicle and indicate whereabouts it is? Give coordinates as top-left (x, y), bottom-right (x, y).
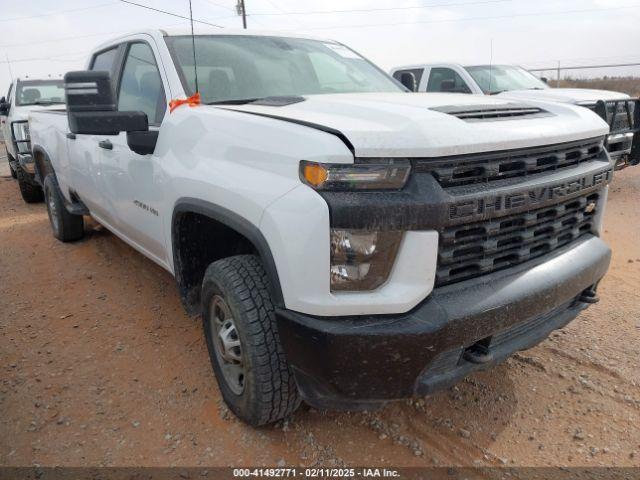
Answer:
top-left (0, 78), bottom-right (65, 202)
top-left (390, 63), bottom-right (639, 169)
top-left (29, 29), bottom-right (612, 426)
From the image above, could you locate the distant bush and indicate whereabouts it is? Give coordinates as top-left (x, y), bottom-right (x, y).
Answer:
top-left (554, 76), bottom-right (640, 97)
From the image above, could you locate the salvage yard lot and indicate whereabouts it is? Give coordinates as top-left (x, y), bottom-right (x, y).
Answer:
top-left (1, 154), bottom-right (639, 468)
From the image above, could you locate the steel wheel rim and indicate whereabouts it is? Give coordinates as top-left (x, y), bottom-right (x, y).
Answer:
top-left (46, 187), bottom-right (60, 236)
top-left (209, 295), bottom-right (246, 395)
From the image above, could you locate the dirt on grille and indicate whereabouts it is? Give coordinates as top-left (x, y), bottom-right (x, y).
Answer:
top-left (1, 156), bottom-right (639, 469)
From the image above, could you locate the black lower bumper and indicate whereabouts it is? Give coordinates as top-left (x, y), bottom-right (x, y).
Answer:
top-left (276, 235), bottom-right (611, 410)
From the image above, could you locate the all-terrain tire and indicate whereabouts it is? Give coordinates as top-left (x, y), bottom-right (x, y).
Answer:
top-left (43, 174), bottom-right (84, 242)
top-left (202, 255), bottom-right (301, 426)
top-left (16, 165), bottom-right (43, 203)
top-left (6, 151), bottom-right (17, 179)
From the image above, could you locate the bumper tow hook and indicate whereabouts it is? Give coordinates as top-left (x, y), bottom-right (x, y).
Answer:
top-left (578, 288), bottom-right (600, 304)
top-left (463, 342), bottom-right (494, 365)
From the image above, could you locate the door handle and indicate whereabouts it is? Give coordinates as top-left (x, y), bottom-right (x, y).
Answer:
top-left (98, 139), bottom-right (113, 150)
top-left (66, 133), bottom-right (76, 140)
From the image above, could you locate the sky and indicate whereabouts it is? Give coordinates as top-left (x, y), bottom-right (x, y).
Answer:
top-left (1, 0), bottom-right (640, 94)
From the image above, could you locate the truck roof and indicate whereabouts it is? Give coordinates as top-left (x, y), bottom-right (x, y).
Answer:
top-left (92, 27), bottom-right (336, 53)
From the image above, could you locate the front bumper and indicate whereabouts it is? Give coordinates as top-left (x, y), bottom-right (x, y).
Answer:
top-left (277, 235), bottom-right (610, 410)
top-left (594, 99), bottom-right (640, 168)
top-left (17, 153), bottom-right (35, 174)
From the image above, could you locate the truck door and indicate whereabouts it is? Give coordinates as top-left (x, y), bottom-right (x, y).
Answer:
top-left (67, 46), bottom-right (122, 220)
top-left (97, 40), bottom-right (168, 265)
top-left (1, 83), bottom-right (14, 158)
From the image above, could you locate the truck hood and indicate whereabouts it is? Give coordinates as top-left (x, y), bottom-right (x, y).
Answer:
top-left (221, 92), bottom-right (609, 157)
top-left (498, 88), bottom-right (630, 105)
top-left (12, 103), bottom-right (65, 122)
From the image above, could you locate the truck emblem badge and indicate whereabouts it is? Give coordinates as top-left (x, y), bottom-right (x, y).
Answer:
top-left (585, 202), bottom-right (597, 213)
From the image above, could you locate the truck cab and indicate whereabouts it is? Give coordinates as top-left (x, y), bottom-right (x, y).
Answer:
top-left (0, 78), bottom-right (65, 202)
top-left (390, 63), bottom-right (639, 169)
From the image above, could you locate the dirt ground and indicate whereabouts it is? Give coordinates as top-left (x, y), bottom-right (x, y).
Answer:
top-left (1, 153), bottom-right (639, 469)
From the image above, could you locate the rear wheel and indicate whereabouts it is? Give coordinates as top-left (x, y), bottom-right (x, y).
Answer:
top-left (202, 255), bottom-right (301, 426)
top-left (16, 165), bottom-right (43, 203)
top-left (43, 174), bottom-right (84, 242)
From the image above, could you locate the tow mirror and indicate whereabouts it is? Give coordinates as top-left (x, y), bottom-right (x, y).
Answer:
top-left (0, 96), bottom-right (9, 116)
top-left (398, 72), bottom-right (417, 92)
top-left (64, 70), bottom-right (158, 155)
top-left (64, 71), bottom-right (148, 135)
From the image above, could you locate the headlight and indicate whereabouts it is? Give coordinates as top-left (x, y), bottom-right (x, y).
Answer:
top-left (12, 121), bottom-right (31, 154)
top-left (330, 229), bottom-right (403, 291)
top-left (300, 159), bottom-right (411, 190)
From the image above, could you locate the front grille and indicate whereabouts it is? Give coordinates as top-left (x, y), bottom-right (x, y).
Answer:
top-left (436, 193), bottom-right (599, 286)
top-left (414, 138), bottom-right (605, 188)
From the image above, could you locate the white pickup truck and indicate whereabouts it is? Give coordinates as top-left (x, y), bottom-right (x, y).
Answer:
top-left (29, 29), bottom-right (614, 426)
top-left (390, 63), bottom-right (639, 169)
top-left (0, 78), bottom-right (65, 201)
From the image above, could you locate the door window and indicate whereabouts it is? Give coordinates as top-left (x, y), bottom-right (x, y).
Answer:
top-left (117, 43), bottom-right (166, 125)
top-left (426, 68), bottom-right (471, 93)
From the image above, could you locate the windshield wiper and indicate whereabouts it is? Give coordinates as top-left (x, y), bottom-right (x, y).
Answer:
top-left (207, 96), bottom-right (306, 107)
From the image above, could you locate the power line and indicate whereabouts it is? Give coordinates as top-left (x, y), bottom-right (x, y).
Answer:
top-left (0, 30), bottom-right (130, 49)
top-left (529, 62), bottom-right (640, 72)
top-left (118, 0), bottom-right (224, 28)
top-left (301, 3), bottom-right (640, 30)
top-left (0, 52), bottom-right (90, 65)
top-left (249, 0), bottom-right (512, 16)
top-left (0, 2), bottom-right (117, 23)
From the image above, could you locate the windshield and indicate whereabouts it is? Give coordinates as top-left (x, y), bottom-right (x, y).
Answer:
top-left (15, 80), bottom-right (65, 106)
top-left (464, 65), bottom-right (548, 94)
top-left (165, 35), bottom-right (403, 104)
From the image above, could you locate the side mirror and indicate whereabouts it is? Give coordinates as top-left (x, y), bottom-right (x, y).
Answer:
top-left (398, 72), bottom-right (417, 92)
top-left (0, 97), bottom-right (9, 116)
top-left (440, 79), bottom-right (456, 92)
top-left (540, 77), bottom-right (548, 84)
top-left (127, 130), bottom-right (159, 156)
top-left (64, 71), bottom-right (148, 135)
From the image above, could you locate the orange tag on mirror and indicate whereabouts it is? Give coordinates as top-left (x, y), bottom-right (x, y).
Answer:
top-left (169, 92), bottom-right (201, 113)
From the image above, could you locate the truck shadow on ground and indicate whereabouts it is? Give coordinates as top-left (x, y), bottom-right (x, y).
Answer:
top-left (80, 221), bottom-right (522, 465)
top-left (286, 364), bottom-right (520, 465)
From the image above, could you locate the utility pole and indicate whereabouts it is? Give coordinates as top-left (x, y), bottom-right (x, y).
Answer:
top-left (5, 54), bottom-right (13, 81)
top-left (236, 0), bottom-right (247, 29)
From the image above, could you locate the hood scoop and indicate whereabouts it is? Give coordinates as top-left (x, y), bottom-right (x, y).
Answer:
top-left (431, 103), bottom-right (550, 122)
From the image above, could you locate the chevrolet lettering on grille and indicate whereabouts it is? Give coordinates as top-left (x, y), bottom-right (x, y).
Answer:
top-left (449, 167), bottom-right (613, 221)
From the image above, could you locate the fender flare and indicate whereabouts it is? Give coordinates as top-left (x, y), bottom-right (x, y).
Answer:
top-left (171, 197), bottom-right (285, 308)
top-left (30, 144), bottom-right (55, 185)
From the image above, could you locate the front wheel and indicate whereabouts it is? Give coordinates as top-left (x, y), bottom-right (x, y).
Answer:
top-left (16, 165), bottom-right (43, 203)
top-left (6, 151), bottom-right (17, 179)
top-left (43, 175), bottom-right (84, 242)
top-left (202, 255), bottom-right (301, 426)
